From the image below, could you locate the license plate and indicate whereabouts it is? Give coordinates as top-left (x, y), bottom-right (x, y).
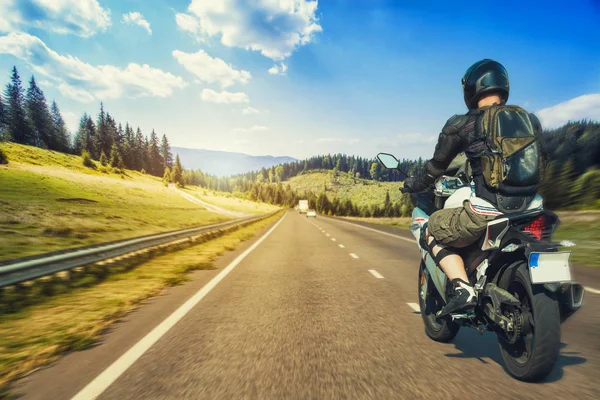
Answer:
top-left (529, 252), bottom-right (572, 284)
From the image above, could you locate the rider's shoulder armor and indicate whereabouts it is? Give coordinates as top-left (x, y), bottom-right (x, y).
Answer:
top-left (442, 114), bottom-right (471, 135)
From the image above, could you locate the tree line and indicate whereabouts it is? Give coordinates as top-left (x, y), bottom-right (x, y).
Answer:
top-left (0, 66), bottom-right (176, 178)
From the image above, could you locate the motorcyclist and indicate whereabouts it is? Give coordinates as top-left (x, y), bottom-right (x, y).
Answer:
top-left (402, 59), bottom-right (546, 317)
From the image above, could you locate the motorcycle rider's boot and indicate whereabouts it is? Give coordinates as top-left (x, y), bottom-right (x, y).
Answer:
top-left (437, 278), bottom-right (478, 318)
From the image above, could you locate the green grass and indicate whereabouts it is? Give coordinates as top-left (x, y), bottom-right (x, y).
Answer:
top-left (554, 212), bottom-right (600, 267)
top-left (0, 143), bottom-right (230, 261)
top-left (183, 187), bottom-right (279, 214)
top-left (285, 170), bottom-right (404, 207)
top-left (0, 212), bottom-right (283, 392)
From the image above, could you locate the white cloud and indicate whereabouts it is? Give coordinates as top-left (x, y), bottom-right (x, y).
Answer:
top-left (535, 94), bottom-right (600, 129)
top-left (232, 125), bottom-right (270, 133)
top-left (242, 107), bottom-right (260, 115)
top-left (62, 111), bottom-right (80, 133)
top-left (0, 33), bottom-right (187, 103)
top-left (268, 63), bottom-right (288, 76)
top-left (201, 88), bottom-right (249, 104)
top-left (0, 0), bottom-right (111, 38)
top-left (122, 12), bottom-right (152, 35)
top-left (176, 0), bottom-right (322, 60)
top-left (172, 49), bottom-right (251, 88)
top-left (317, 137), bottom-right (361, 145)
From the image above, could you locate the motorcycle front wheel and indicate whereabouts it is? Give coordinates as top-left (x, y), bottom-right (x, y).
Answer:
top-left (418, 261), bottom-right (459, 342)
top-left (497, 261), bottom-right (561, 382)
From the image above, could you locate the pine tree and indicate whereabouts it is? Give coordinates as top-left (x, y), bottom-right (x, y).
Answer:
top-left (0, 93), bottom-right (6, 140)
top-left (86, 115), bottom-right (97, 158)
top-left (50, 100), bottom-right (70, 152)
top-left (73, 113), bottom-right (88, 154)
top-left (110, 142), bottom-right (124, 169)
top-left (95, 103), bottom-right (112, 158)
top-left (4, 67), bottom-right (34, 145)
top-left (172, 154), bottom-right (184, 187)
top-left (161, 134), bottom-right (173, 169)
top-left (149, 130), bottom-right (163, 175)
top-left (163, 167), bottom-right (172, 186)
top-left (99, 151), bottom-right (108, 166)
top-left (134, 127), bottom-right (144, 171)
top-left (25, 76), bottom-right (53, 148)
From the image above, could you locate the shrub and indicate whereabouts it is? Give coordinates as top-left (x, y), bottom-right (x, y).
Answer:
top-left (141, 168), bottom-right (146, 174)
top-left (99, 152), bottom-right (108, 166)
top-left (81, 151), bottom-right (95, 168)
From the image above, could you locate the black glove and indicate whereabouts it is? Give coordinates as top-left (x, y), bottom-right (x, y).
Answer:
top-left (402, 176), bottom-right (427, 193)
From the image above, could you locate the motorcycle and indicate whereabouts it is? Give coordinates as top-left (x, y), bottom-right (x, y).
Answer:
top-left (376, 152), bottom-right (585, 382)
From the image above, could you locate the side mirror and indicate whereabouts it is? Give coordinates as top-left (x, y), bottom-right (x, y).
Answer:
top-left (377, 153), bottom-right (399, 170)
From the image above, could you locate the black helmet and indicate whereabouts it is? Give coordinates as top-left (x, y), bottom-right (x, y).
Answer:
top-left (462, 59), bottom-right (510, 110)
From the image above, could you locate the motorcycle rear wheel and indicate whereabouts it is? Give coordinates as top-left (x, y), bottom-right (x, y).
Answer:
top-left (418, 262), bottom-right (460, 342)
top-left (497, 261), bottom-right (561, 382)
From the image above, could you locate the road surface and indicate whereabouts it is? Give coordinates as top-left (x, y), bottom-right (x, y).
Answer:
top-left (13, 212), bottom-right (600, 399)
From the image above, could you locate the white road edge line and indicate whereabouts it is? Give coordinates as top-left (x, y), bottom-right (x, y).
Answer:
top-left (585, 286), bottom-right (600, 295)
top-left (350, 253), bottom-right (359, 259)
top-left (369, 270), bottom-right (384, 279)
top-left (407, 302), bottom-right (421, 312)
top-left (339, 244), bottom-right (345, 248)
top-left (329, 218), bottom-right (415, 243)
top-left (71, 213), bottom-right (287, 400)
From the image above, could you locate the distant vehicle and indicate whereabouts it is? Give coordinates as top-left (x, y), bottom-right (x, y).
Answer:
top-left (306, 209), bottom-right (317, 218)
top-left (298, 199), bottom-right (309, 214)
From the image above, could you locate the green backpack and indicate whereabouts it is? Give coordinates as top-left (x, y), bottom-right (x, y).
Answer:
top-left (476, 104), bottom-right (541, 193)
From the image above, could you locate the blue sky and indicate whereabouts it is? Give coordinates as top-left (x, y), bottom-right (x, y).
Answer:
top-left (1, 0), bottom-right (599, 160)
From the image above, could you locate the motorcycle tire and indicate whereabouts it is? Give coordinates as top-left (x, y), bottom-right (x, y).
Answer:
top-left (497, 261), bottom-right (561, 382)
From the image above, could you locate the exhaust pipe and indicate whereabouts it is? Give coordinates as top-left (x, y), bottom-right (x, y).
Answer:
top-left (557, 282), bottom-right (585, 323)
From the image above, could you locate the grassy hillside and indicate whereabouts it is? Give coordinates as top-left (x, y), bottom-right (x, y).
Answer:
top-left (184, 187), bottom-right (279, 215)
top-left (0, 142), bottom-right (230, 262)
top-left (285, 170), bottom-right (404, 207)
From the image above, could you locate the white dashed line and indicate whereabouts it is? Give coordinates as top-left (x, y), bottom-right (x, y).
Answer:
top-left (326, 233), bottom-right (330, 237)
top-left (585, 286), bottom-right (600, 295)
top-left (407, 303), bottom-right (420, 313)
top-left (369, 270), bottom-right (384, 279)
top-left (331, 238), bottom-right (336, 242)
top-left (350, 253), bottom-right (359, 259)
top-left (339, 244), bottom-right (345, 249)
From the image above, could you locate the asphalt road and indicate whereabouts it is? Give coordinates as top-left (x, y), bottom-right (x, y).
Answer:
top-left (14, 211), bottom-right (600, 399)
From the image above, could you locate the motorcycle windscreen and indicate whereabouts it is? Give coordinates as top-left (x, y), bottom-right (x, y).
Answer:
top-left (528, 252), bottom-right (572, 284)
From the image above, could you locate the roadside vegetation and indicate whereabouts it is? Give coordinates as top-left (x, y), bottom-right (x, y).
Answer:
top-left (0, 212), bottom-right (282, 393)
top-left (0, 142), bottom-right (229, 262)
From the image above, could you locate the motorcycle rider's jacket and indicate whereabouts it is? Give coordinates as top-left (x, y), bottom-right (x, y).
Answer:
top-left (410, 104), bottom-right (548, 213)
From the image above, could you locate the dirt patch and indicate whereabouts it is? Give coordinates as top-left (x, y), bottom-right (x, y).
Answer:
top-left (56, 198), bottom-right (98, 204)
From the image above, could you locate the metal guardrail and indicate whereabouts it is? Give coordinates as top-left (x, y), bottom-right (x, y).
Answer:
top-left (0, 211), bottom-right (279, 288)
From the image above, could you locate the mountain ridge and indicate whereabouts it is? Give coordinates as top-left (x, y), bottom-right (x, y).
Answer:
top-left (171, 146), bottom-right (297, 177)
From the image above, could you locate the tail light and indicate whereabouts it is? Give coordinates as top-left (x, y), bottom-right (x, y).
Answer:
top-left (522, 216), bottom-right (546, 240)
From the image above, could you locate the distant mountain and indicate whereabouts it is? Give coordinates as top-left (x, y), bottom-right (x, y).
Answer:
top-left (171, 147), bottom-right (298, 177)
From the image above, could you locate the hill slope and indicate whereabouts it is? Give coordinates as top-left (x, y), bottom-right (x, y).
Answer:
top-left (171, 147), bottom-right (297, 177)
top-left (284, 170), bottom-right (404, 208)
top-left (0, 143), bottom-right (230, 262)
